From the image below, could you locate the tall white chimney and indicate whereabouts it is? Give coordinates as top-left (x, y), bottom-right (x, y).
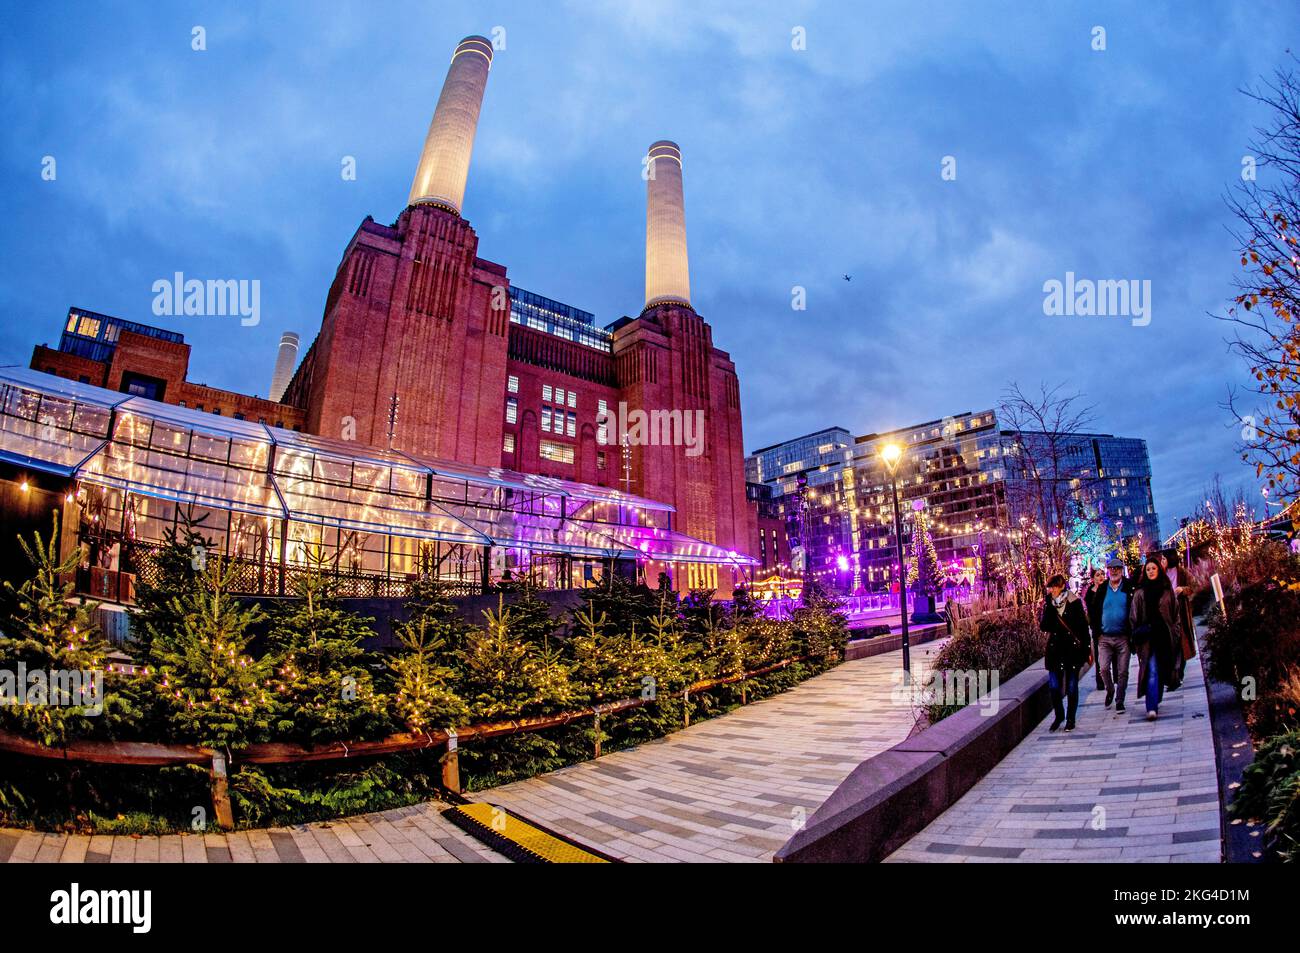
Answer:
top-left (269, 331), bottom-right (299, 403)
top-left (407, 35), bottom-right (494, 216)
top-left (644, 140), bottom-right (691, 310)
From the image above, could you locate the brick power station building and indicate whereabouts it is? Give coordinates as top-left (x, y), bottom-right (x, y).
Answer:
top-left (20, 35), bottom-right (755, 595)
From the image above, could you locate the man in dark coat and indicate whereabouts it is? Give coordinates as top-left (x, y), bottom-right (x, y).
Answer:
top-left (1040, 573), bottom-right (1092, 732)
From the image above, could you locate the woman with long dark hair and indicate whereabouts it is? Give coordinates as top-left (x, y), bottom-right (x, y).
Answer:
top-left (1129, 557), bottom-right (1181, 720)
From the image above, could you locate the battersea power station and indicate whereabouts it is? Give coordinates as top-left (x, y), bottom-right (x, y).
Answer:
top-left (2, 35), bottom-right (756, 605)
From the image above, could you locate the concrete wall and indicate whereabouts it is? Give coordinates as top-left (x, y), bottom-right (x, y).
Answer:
top-left (774, 663), bottom-right (1052, 863)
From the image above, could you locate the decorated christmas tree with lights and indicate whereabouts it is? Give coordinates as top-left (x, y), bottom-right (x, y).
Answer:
top-left (907, 509), bottom-right (943, 595)
top-left (147, 555), bottom-right (276, 749)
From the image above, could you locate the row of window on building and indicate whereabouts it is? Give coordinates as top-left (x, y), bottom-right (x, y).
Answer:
top-left (503, 375), bottom-right (615, 470)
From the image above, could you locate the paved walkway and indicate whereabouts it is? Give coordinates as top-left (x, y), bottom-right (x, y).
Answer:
top-left (477, 641), bottom-right (945, 862)
top-left (885, 648), bottom-right (1221, 863)
top-left (0, 640), bottom-right (943, 863)
top-left (0, 801), bottom-right (506, 864)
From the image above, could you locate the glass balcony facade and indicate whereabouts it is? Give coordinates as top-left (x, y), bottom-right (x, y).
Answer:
top-left (508, 286), bottom-right (613, 352)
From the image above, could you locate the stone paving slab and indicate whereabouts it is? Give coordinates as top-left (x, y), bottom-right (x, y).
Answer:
top-left (0, 801), bottom-right (505, 864)
top-left (476, 641), bottom-right (947, 862)
top-left (885, 649), bottom-right (1221, 864)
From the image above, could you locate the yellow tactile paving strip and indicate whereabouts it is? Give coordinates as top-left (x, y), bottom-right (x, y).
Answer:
top-left (443, 802), bottom-right (612, 863)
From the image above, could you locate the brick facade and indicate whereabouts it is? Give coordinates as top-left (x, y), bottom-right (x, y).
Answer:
top-left (281, 204), bottom-right (756, 589)
top-left (31, 330), bottom-right (304, 429)
top-left (30, 206), bottom-right (756, 591)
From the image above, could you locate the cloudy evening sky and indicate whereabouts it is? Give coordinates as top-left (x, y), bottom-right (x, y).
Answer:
top-left (3, 0), bottom-right (1298, 530)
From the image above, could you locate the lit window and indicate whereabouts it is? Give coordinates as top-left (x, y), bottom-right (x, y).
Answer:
top-left (566, 412), bottom-right (576, 437)
top-left (503, 433), bottom-right (516, 454)
top-left (555, 388), bottom-right (566, 406)
top-left (506, 397), bottom-right (517, 424)
top-left (507, 375), bottom-right (519, 394)
top-left (597, 451), bottom-right (607, 470)
top-left (542, 408), bottom-right (551, 432)
top-left (542, 384), bottom-right (552, 402)
top-left (568, 391), bottom-right (577, 409)
top-left (540, 440), bottom-right (574, 465)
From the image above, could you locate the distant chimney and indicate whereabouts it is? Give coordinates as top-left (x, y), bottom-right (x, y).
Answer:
top-left (408, 35), bottom-right (494, 216)
top-left (269, 331), bottom-right (299, 403)
top-left (644, 140), bottom-right (691, 310)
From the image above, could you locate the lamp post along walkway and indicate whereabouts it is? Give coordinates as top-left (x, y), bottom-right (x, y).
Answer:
top-left (881, 441), bottom-right (911, 675)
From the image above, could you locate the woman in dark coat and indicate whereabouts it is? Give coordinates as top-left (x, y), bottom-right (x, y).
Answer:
top-left (1129, 557), bottom-right (1181, 721)
top-left (1160, 550), bottom-right (1198, 685)
top-left (1040, 573), bottom-right (1092, 732)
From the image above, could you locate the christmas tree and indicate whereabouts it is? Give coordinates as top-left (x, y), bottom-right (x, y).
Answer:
top-left (387, 614), bottom-right (464, 733)
top-left (146, 554), bottom-right (275, 749)
top-left (267, 560), bottom-right (391, 742)
top-left (907, 510), bottom-right (942, 594)
top-left (130, 508), bottom-right (216, 660)
top-left (1067, 504), bottom-right (1111, 573)
top-left (456, 596), bottom-right (575, 720)
top-left (0, 511), bottom-right (118, 744)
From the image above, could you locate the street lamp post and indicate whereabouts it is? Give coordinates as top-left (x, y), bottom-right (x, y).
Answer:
top-left (881, 442), bottom-right (910, 675)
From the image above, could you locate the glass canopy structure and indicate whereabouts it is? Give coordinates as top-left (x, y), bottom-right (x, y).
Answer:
top-left (0, 367), bottom-right (754, 600)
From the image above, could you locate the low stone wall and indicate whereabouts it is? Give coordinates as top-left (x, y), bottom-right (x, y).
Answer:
top-left (843, 624), bottom-right (945, 662)
top-left (773, 662), bottom-right (1052, 863)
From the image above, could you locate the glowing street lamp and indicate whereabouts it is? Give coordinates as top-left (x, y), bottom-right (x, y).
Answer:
top-left (880, 442), bottom-right (911, 674)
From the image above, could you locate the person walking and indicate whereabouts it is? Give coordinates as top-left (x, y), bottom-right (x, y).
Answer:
top-left (1083, 567), bottom-right (1108, 691)
top-left (1161, 550), bottom-right (1198, 685)
top-left (1130, 557), bottom-right (1181, 721)
top-left (1040, 573), bottom-right (1092, 732)
top-left (1090, 558), bottom-right (1134, 713)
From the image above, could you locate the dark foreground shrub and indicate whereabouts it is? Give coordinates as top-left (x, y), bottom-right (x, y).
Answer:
top-left (1205, 582), bottom-right (1300, 738)
top-left (921, 604), bottom-right (1045, 724)
top-left (1229, 727), bottom-right (1300, 863)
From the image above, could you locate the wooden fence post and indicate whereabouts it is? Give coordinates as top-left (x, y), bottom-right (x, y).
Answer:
top-left (683, 688), bottom-right (690, 728)
top-left (593, 708), bottom-right (602, 759)
top-left (441, 729), bottom-right (461, 795)
top-left (209, 752), bottom-right (234, 829)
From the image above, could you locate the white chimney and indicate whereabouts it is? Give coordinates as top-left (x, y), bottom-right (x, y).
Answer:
top-left (644, 140), bottom-right (691, 309)
top-left (408, 35), bottom-right (494, 215)
top-left (269, 331), bottom-right (299, 403)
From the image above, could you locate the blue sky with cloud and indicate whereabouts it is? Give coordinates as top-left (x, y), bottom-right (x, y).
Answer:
top-left (1, 0), bottom-right (1296, 529)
